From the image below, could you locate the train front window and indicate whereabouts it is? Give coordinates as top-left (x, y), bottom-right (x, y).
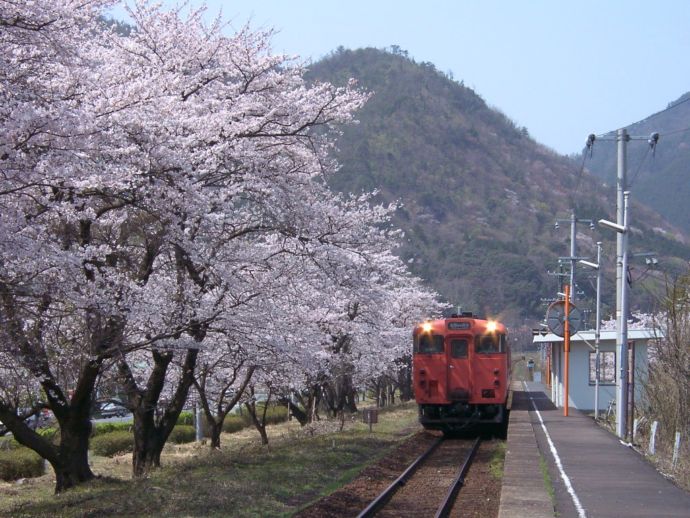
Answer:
top-left (414, 334), bottom-right (444, 354)
top-left (451, 339), bottom-right (468, 358)
top-left (475, 333), bottom-right (506, 353)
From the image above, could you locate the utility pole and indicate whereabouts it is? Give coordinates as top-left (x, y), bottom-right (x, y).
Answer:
top-left (600, 190), bottom-right (631, 439)
top-left (616, 129), bottom-right (630, 440)
top-left (594, 242), bottom-right (602, 421)
top-left (555, 212), bottom-right (593, 303)
top-left (591, 128), bottom-right (658, 440)
top-left (570, 212), bottom-right (576, 301)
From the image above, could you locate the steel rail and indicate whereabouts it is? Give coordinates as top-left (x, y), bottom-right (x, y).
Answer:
top-left (434, 436), bottom-right (482, 518)
top-left (356, 436), bottom-right (444, 518)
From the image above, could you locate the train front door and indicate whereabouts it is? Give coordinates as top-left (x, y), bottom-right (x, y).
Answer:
top-left (446, 336), bottom-right (471, 401)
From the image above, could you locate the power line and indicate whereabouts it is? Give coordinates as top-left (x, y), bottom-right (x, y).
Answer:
top-left (635, 95), bottom-right (690, 126)
top-left (661, 125), bottom-right (690, 137)
top-left (593, 96), bottom-right (690, 141)
top-left (628, 145), bottom-right (650, 189)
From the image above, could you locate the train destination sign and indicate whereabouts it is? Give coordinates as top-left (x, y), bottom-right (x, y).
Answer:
top-left (447, 322), bottom-right (471, 330)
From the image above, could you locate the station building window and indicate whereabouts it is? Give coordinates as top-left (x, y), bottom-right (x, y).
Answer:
top-left (589, 351), bottom-right (616, 384)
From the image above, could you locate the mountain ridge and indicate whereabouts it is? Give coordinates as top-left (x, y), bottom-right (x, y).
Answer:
top-left (307, 47), bottom-right (690, 324)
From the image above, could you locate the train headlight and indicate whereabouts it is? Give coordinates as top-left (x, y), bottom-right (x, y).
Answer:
top-left (421, 322), bottom-right (433, 333)
top-left (486, 321), bottom-right (497, 333)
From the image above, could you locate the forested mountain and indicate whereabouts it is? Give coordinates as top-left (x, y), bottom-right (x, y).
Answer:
top-left (308, 48), bottom-right (690, 323)
top-left (585, 92), bottom-right (690, 232)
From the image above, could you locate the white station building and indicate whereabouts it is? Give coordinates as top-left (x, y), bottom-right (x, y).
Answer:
top-left (532, 328), bottom-right (662, 413)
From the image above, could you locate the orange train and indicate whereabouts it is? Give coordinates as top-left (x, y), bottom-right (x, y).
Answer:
top-left (412, 313), bottom-right (510, 433)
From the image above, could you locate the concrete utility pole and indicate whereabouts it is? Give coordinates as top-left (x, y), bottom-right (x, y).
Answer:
top-left (594, 242), bottom-right (602, 421)
top-left (591, 128), bottom-right (657, 440)
top-left (598, 130), bottom-right (631, 439)
top-left (555, 212), bottom-right (593, 303)
top-left (570, 212), bottom-right (576, 301)
top-left (615, 128), bottom-right (630, 440)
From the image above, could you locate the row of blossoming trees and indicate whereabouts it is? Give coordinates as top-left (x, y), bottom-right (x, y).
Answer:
top-left (0, 1), bottom-right (443, 492)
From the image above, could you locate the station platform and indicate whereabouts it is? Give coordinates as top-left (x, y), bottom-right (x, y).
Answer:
top-left (499, 381), bottom-right (690, 518)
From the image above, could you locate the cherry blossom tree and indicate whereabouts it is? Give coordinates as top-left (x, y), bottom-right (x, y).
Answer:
top-left (1, 0), bottom-right (442, 490)
top-left (0, 0), bottom-right (366, 486)
top-left (0, 0), bottom-right (133, 492)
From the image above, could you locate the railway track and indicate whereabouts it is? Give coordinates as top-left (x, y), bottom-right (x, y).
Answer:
top-left (357, 436), bottom-right (481, 518)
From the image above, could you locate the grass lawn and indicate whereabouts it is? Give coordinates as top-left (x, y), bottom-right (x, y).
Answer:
top-left (0, 403), bottom-right (420, 517)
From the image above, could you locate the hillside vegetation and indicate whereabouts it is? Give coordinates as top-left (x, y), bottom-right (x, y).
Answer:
top-left (308, 48), bottom-right (690, 323)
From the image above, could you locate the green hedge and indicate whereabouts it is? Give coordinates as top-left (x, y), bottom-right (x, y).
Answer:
top-left (262, 405), bottom-right (288, 425)
top-left (168, 425), bottom-right (195, 444)
top-left (0, 436), bottom-right (17, 450)
top-left (92, 421), bottom-right (132, 437)
top-left (177, 411), bottom-right (194, 426)
top-left (222, 415), bottom-right (250, 433)
top-left (0, 447), bottom-right (45, 481)
top-left (218, 405), bottom-right (288, 433)
top-left (90, 430), bottom-right (133, 457)
top-left (38, 426), bottom-right (60, 445)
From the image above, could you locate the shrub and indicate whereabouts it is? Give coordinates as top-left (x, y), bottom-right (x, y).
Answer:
top-left (168, 425), bottom-right (195, 444)
top-left (92, 421), bottom-right (132, 437)
top-left (263, 405), bottom-right (288, 425)
top-left (90, 430), bottom-right (133, 457)
top-left (0, 436), bottom-right (18, 450)
top-left (177, 411), bottom-right (194, 426)
top-left (38, 426), bottom-right (60, 445)
top-left (0, 447), bottom-right (45, 481)
top-left (222, 414), bottom-right (249, 433)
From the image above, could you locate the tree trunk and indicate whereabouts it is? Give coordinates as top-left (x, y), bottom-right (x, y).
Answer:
top-left (281, 398), bottom-right (309, 426)
top-left (131, 406), bottom-right (166, 478)
top-left (132, 426), bottom-right (165, 478)
top-left (388, 384), bottom-right (396, 405)
top-left (54, 411), bottom-right (95, 491)
top-left (244, 401), bottom-right (269, 445)
top-left (195, 364), bottom-right (256, 450)
top-left (209, 421), bottom-right (222, 450)
top-left (0, 404), bottom-right (95, 493)
top-left (119, 348), bottom-right (199, 478)
top-left (398, 362), bottom-right (413, 402)
top-left (345, 389), bottom-right (358, 413)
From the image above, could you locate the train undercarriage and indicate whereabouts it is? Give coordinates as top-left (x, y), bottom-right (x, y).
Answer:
top-left (418, 402), bottom-right (508, 435)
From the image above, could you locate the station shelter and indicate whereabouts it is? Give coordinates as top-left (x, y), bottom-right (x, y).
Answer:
top-left (532, 328), bottom-right (661, 412)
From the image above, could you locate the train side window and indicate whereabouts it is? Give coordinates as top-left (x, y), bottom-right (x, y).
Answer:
top-left (415, 334), bottom-right (444, 354)
top-left (476, 334), bottom-right (506, 353)
top-left (451, 339), bottom-right (468, 358)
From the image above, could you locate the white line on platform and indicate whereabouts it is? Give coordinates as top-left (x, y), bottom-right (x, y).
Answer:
top-left (523, 381), bottom-right (587, 518)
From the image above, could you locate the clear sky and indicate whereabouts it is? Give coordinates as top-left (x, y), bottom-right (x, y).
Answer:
top-left (110, 1), bottom-right (690, 156)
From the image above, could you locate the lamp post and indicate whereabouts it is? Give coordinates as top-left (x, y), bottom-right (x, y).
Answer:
top-left (579, 242), bottom-right (602, 420)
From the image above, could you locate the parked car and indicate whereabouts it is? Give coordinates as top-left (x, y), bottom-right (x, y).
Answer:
top-left (98, 402), bottom-right (128, 418)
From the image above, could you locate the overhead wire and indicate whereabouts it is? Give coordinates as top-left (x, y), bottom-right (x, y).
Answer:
top-left (593, 96), bottom-right (690, 141)
top-left (568, 134), bottom-right (596, 211)
top-left (634, 94), bottom-right (690, 126)
top-left (660, 125), bottom-right (690, 137)
top-left (627, 145), bottom-right (650, 189)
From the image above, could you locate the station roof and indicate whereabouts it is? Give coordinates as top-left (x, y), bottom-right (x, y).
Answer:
top-left (532, 328), bottom-right (664, 344)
